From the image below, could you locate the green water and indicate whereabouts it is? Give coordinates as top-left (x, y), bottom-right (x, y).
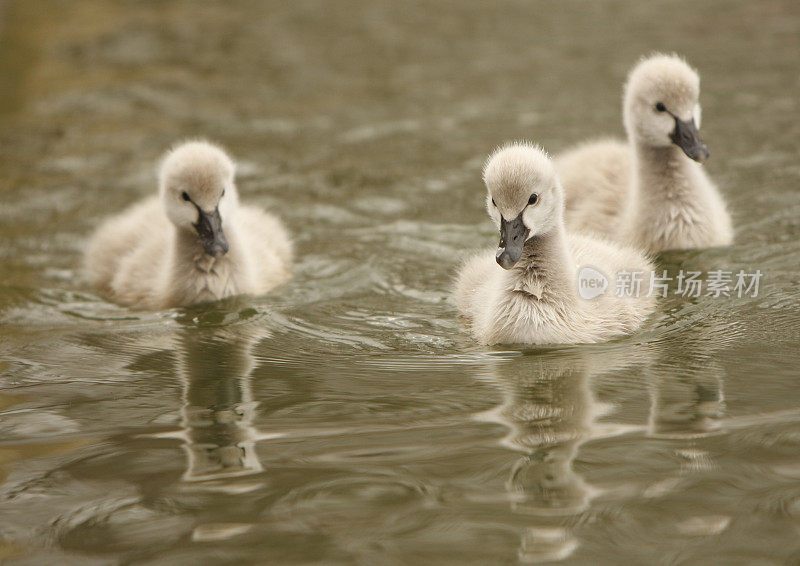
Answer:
top-left (1, 1), bottom-right (799, 564)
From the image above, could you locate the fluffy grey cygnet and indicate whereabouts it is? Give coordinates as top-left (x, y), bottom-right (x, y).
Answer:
top-left (556, 53), bottom-right (733, 254)
top-left (86, 140), bottom-right (292, 309)
top-left (455, 142), bottom-right (656, 345)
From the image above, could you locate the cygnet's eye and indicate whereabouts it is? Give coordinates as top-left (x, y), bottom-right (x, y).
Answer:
top-left (527, 193), bottom-right (538, 205)
top-left (181, 191), bottom-right (191, 202)
top-left (655, 102), bottom-right (667, 112)
top-left (221, 189), bottom-right (226, 197)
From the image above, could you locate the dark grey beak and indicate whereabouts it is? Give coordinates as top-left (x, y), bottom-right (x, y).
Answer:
top-left (495, 212), bottom-right (529, 270)
top-left (194, 206), bottom-right (229, 257)
top-left (670, 116), bottom-right (709, 163)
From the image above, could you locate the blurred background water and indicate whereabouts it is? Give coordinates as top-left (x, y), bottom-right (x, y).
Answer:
top-left (0, 1), bottom-right (799, 564)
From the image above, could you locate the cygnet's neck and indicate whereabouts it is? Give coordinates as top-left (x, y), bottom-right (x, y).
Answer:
top-left (511, 222), bottom-right (577, 301)
top-left (172, 223), bottom-right (241, 273)
top-left (159, 217), bottom-right (246, 308)
top-left (170, 215), bottom-right (242, 280)
top-left (631, 143), bottom-right (699, 203)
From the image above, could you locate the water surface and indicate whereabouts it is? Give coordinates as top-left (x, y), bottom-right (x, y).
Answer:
top-left (1, 1), bottom-right (800, 564)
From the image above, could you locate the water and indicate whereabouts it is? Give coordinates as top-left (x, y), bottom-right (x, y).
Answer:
top-left (1, 0), bottom-right (799, 563)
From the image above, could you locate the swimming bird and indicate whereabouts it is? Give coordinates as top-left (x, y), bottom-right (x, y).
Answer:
top-left (555, 54), bottom-right (733, 254)
top-left (85, 140), bottom-right (292, 309)
top-left (455, 142), bottom-right (656, 345)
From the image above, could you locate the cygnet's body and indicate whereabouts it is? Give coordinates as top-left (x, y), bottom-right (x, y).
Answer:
top-left (455, 143), bottom-right (656, 346)
top-left (86, 141), bottom-right (291, 309)
top-left (556, 54), bottom-right (732, 254)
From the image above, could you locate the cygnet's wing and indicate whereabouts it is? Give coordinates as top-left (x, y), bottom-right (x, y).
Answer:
top-left (555, 139), bottom-right (632, 239)
top-left (236, 205), bottom-right (293, 294)
top-left (85, 197), bottom-right (165, 293)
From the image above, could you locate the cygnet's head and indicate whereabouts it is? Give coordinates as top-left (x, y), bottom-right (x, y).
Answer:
top-left (159, 140), bottom-right (239, 257)
top-left (623, 53), bottom-right (709, 163)
top-left (483, 142), bottom-right (564, 270)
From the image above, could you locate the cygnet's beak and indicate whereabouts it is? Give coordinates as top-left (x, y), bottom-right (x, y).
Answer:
top-left (194, 206), bottom-right (229, 257)
top-left (670, 116), bottom-right (709, 163)
top-left (496, 212), bottom-right (529, 270)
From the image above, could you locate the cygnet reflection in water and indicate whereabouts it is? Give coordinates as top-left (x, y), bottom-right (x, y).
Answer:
top-left (646, 334), bottom-right (727, 441)
top-left (474, 346), bottom-right (655, 563)
top-left (165, 311), bottom-right (285, 484)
